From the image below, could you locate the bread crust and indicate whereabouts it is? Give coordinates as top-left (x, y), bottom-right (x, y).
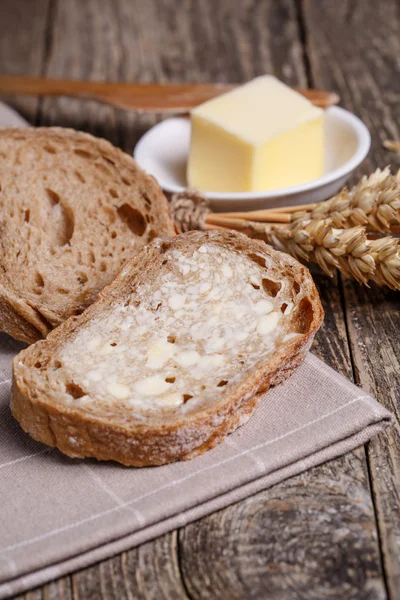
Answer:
top-left (0, 127), bottom-right (175, 344)
top-left (12, 231), bottom-right (324, 466)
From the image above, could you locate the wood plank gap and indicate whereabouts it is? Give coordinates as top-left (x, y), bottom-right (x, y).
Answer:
top-left (293, 0), bottom-right (313, 87)
top-left (35, 0), bottom-right (57, 126)
top-left (337, 272), bottom-right (390, 599)
top-left (337, 274), bottom-right (356, 383)
top-left (177, 529), bottom-right (196, 600)
top-left (364, 443), bottom-right (392, 600)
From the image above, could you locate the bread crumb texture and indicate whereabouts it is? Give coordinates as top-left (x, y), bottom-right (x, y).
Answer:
top-left (0, 127), bottom-right (174, 342)
top-left (37, 236), bottom-right (313, 420)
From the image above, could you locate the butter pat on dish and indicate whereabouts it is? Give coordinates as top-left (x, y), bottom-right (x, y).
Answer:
top-left (187, 76), bottom-right (325, 193)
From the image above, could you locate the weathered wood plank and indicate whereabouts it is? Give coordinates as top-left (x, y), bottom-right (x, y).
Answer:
top-left (301, 0), bottom-right (400, 179)
top-left (72, 533), bottom-right (188, 600)
top-left (39, 0), bottom-right (121, 143)
top-left (303, 0), bottom-right (400, 596)
top-left (179, 451), bottom-right (384, 600)
top-left (344, 282), bottom-right (400, 599)
top-left (0, 0), bottom-right (51, 122)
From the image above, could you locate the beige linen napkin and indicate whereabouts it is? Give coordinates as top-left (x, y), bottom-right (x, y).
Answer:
top-left (0, 334), bottom-right (391, 598)
top-left (0, 103), bottom-right (393, 598)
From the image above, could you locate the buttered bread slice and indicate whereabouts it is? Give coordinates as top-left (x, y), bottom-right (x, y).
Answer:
top-left (12, 231), bottom-right (323, 466)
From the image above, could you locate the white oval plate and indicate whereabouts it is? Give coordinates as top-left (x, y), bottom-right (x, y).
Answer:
top-left (134, 106), bottom-right (371, 211)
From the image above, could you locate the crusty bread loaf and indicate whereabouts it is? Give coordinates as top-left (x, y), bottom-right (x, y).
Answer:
top-left (12, 230), bottom-right (324, 466)
top-left (0, 127), bottom-right (175, 344)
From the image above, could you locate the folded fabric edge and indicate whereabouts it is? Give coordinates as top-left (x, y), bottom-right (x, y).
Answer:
top-left (0, 418), bottom-right (391, 600)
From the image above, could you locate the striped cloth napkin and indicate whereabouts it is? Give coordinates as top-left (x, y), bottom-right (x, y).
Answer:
top-left (0, 335), bottom-right (391, 598)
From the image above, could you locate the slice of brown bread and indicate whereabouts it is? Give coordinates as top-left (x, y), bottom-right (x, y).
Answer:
top-left (0, 127), bottom-right (175, 344)
top-left (12, 230), bottom-right (324, 466)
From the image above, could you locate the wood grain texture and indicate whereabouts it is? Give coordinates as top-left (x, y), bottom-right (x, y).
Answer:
top-left (302, 0), bottom-right (400, 179)
top-left (1, 0), bottom-right (396, 598)
top-left (179, 452), bottom-right (384, 600)
top-left (71, 532), bottom-right (189, 600)
top-left (303, 1), bottom-right (400, 596)
top-left (344, 280), bottom-right (400, 599)
top-left (0, 0), bottom-right (51, 121)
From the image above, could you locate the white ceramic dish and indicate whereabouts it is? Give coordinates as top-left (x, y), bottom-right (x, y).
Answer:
top-left (134, 106), bottom-right (371, 211)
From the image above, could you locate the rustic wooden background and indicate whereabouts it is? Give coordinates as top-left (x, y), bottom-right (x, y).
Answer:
top-left (1, 0), bottom-right (399, 598)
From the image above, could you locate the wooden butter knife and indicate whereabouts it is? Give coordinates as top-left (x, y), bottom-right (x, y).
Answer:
top-left (0, 75), bottom-right (339, 113)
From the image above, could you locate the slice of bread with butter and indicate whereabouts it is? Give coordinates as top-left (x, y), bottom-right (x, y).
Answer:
top-left (12, 230), bottom-right (324, 466)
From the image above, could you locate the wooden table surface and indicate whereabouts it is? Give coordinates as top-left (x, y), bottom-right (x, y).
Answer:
top-left (1, 1), bottom-right (399, 599)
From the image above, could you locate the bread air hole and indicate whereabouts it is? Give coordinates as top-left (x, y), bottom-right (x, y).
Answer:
top-left (121, 175), bottom-right (132, 186)
top-left (117, 204), bottom-right (146, 236)
top-left (165, 376), bottom-right (176, 383)
top-left (109, 188), bottom-right (118, 198)
top-left (293, 281), bottom-right (300, 294)
top-left (101, 155), bottom-right (115, 167)
top-left (24, 209), bottom-right (30, 222)
top-left (77, 272), bottom-right (88, 284)
top-left (247, 253), bottom-right (266, 268)
top-left (35, 272), bottom-right (44, 287)
top-left (143, 193), bottom-right (152, 207)
top-left (262, 278), bottom-right (281, 297)
top-left (43, 144), bottom-right (57, 154)
top-left (44, 188), bottom-right (74, 246)
top-left (66, 383), bottom-right (86, 400)
top-left (103, 206), bottom-right (116, 223)
top-left (95, 162), bottom-right (113, 177)
top-left (183, 394), bottom-right (193, 403)
top-left (34, 356), bottom-right (49, 369)
top-left (295, 297), bottom-right (314, 334)
top-left (54, 360), bottom-right (62, 369)
top-left (217, 380), bottom-right (228, 387)
top-left (74, 170), bottom-right (86, 183)
top-left (281, 303), bottom-right (288, 313)
top-left (251, 282), bottom-right (260, 290)
top-left (167, 335), bottom-right (176, 343)
top-left (73, 149), bottom-right (95, 160)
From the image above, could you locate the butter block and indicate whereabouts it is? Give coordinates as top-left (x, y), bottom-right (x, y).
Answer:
top-left (187, 76), bottom-right (324, 192)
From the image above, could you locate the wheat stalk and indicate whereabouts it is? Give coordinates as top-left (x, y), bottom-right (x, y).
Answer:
top-left (255, 216), bottom-right (400, 290)
top-left (293, 167), bottom-right (400, 233)
top-left (383, 139), bottom-right (400, 153)
top-left (170, 169), bottom-right (400, 290)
